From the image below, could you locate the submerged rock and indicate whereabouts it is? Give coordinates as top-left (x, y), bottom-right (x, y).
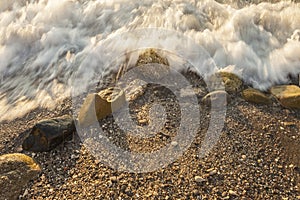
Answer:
top-left (0, 153), bottom-right (41, 200)
top-left (270, 85), bottom-right (300, 109)
top-left (22, 115), bottom-right (75, 152)
top-left (242, 88), bottom-right (272, 105)
top-left (78, 87), bottom-right (126, 126)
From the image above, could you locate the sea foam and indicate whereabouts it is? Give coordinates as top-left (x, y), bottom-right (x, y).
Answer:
top-left (0, 0), bottom-right (300, 121)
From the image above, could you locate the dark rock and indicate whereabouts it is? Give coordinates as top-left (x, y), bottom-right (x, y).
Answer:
top-left (0, 153), bottom-right (41, 200)
top-left (22, 115), bottom-right (75, 152)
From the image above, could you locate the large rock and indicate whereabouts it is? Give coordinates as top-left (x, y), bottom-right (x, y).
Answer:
top-left (135, 49), bottom-right (170, 80)
top-left (219, 72), bottom-right (243, 94)
top-left (22, 115), bottom-right (75, 152)
top-left (242, 88), bottom-right (272, 105)
top-left (207, 72), bottom-right (243, 94)
top-left (0, 153), bottom-right (41, 200)
top-left (136, 48), bottom-right (169, 67)
top-left (270, 85), bottom-right (300, 109)
top-left (78, 87), bottom-right (126, 126)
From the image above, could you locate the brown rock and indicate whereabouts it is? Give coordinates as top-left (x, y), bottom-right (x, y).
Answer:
top-left (123, 79), bottom-right (147, 101)
top-left (242, 88), bottom-right (272, 105)
top-left (270, 85), bottom-right (300, 109)
top-left (207, 72), bottom-right (243, 94)
top-left (0, 153), bottom-right (41, 200)
top-left (22, 115), bottom-right (75, 152)
top-left (78, 87), bottom-right (126, 126)
top-left (136, 48), bottom-right (169, 67)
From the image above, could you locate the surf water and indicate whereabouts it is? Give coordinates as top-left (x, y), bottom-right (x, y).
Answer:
top-left (0, 0), bottom-right (300, 122)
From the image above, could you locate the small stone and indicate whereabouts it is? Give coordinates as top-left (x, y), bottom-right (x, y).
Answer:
top-left (171, 141), bottom-right (178, 147)
top-left (229, 190), bottom-right (238, 196)
top-left (110, 176), bottom-right (118, 183)
top-left (192, 189), bottom-right (200, 195)
top-left (194, 176), bottom-right (206, 183)
top-left (241, 155), bottom-right (246, 160)
top-left (209, 169), bottom-right (217, 176)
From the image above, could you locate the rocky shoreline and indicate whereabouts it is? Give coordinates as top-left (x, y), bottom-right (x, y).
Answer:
top-left (1, 49), bottom-right (300, 199)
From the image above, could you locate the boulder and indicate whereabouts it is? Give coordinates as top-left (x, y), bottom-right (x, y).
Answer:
top-left (78, 87), bottom-right (126, 126)
top-left (0, 153), bottom-right (41, 200)
top-left (22, 115), bottom-right (75, 152)
top-left (270, 85), bottom-right (300, 109)
top-left (242, 88), bottom-right (272, 105)
top-left (202, 90), bottom-right (230, 109)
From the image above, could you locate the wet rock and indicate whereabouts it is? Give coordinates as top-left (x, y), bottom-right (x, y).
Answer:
top-left (207, 72), bottom-right (243, 94)
top-left (202, 90), bottom-right (230, 108)
top-left (0, 153), bottom-right (41, 200)
top-left (219, 72), bottom-right (243, 94)
top-left (78, 87), bottom-right (126, 126)
top-left (123, 79), bottom-right (147, 101)
top-left (136, 48), bottom-right (169, 67)
top-left (242, 88), bottom-right (272, 105)
top-left (270, 85), bottom-right (300, 109)
top-left (22, 115), bottom-right (75, 152)
top-left (135, 49), bottom-right (170, 80)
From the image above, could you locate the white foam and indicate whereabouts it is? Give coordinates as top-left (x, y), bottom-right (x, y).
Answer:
top-left (1, 0), bottom-right (300, 121)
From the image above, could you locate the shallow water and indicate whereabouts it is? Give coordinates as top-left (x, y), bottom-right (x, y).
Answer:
top-left (0, 0), bottom-right (300, 121)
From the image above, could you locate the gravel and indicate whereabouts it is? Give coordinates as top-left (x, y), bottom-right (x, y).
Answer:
top-left (1, 71), bottom-right (300, 199)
